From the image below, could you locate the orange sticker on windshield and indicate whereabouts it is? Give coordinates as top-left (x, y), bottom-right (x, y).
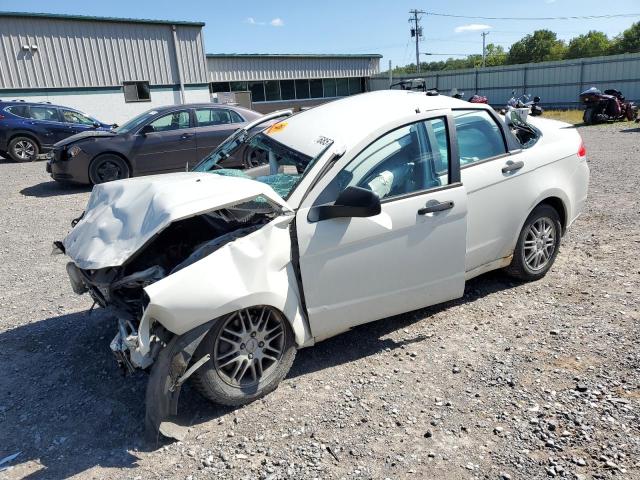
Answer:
top-left (266, 121), bottom-right (288, 134)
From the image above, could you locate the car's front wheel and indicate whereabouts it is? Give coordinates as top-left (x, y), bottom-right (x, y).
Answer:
top-left (8, 136), bottom-right (39, 162)
top-left (88, 154), bottom-right (130, 184)
top-left (505, 204), bottom-right (562, 281)
top-left (192, 306), bottom-right (296, 406)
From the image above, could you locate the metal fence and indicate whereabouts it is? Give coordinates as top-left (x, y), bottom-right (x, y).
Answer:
top-left (371, 52), bottom-right (640, 108)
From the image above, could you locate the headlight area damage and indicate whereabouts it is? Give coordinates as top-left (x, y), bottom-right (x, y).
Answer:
top-left (58, 172), bottom-right (309, 440)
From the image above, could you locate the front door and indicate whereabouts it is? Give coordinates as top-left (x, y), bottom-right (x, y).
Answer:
top-left (132, 109), bottom-right (198, 174)
top-left (295, 114), bottom-right (468, 342)
top-left (27, 105), bottom-right (68, 147)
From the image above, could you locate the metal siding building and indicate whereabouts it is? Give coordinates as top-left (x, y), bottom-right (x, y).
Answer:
top-left (207, 53), bottom-right (382, 113)
top-left (371, 52), bottom-right (640, 108)
top-left (0, 12), bottom-right (210, 123)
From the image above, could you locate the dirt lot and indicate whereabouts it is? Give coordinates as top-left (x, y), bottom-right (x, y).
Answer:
top-left (1, 123), bottom-right (639, 480)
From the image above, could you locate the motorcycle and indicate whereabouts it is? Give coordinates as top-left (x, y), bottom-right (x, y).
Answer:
top-left (507, 91), bottom-right (544, 116)
top-left (579, 87), bottom-right (638, 125)
top-left (451, 89), bottom-right (489, 104)
top-left (469, 94), bottom-right (489, 104)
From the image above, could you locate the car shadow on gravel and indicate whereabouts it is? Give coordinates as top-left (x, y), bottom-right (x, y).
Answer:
top-left (20, 181), bottom-right (91, 198)
top-left (0, 271), bottom-right (517, 478)
top-left (620, 126), bottom-right (640, 133)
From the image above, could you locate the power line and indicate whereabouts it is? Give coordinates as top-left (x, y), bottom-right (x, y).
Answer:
top-left (425, 12), bottom-right (640, 21)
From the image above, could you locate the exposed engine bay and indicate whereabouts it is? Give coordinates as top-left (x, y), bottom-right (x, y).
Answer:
top-left (65, 198), bottom-right (280, 373)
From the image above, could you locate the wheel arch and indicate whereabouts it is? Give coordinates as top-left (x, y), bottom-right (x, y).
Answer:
top-left (537, 196), bottom-right (567, 233)
top-left (9, 131), bottom-right (42, 149)
top-left (90, 150), bottom-right (133, 174)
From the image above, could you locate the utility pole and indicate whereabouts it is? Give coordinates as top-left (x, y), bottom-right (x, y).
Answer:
top-left (481, 31), bottom-right (490, 68)
top-left (409, 9), bottom-right (425, 74)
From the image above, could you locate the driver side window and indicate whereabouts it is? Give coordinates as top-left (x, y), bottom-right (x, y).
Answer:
top-left (148, 111), bottom-right (190, 132)
top-left (316, 117), bottom-right (450, 204)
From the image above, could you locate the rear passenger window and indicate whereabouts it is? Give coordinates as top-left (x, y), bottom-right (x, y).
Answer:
top-left (195, 108), bottom-right (244, 127)
top-left (29, 106), bottom-right (59, 122)
top-left (453, 110), bottom-right (506, 166)
top-left (5, 105), bottom-right (29, 118)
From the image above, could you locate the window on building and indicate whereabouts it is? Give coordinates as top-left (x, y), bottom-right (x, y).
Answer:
top-left (323, 78), bottom-right (337, 98)
top-left (310, 79), bottom-right (324, 99)
top-left (60, 109), bottom-right (95, 125)
top-left (280, 80), bottom-right (295, 100)
top-left (123, 81), bottom-right (151, 103)
top-left (336, 78), bottom-right (350, 97)
top-left (264, 81), bottom-right (281, 101)
top-left (210, 82), bottom-right (231, 93)
top-left (29, 106), bottom-right (59, 121)
top-left (248, 81), bottom-right (265, 102)
top-left (349, 77), bottom-right (364, 95)
top-left (295, 80), bottom-right (310, 99)
top-left (230, 82), bottom-right (248, 92)
top-left (148, 110), bottom-right (190, 132)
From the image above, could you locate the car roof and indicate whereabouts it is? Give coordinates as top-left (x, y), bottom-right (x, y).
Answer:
top-left (265, 90), bottom-right (488, 157)
top-left (0, 100), bottom-right (86, 111)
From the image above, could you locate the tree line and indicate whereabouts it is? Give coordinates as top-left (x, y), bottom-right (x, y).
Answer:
top-left (393, 21), bottom-right (640, 73)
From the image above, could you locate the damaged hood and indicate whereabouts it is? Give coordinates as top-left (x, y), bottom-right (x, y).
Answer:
top-left (54, 129), bottom-right (116, 147)
top-left (63, 172), bottom-right (292, 270)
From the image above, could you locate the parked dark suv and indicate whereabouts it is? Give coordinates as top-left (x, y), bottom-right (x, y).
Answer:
top-left (47, 103), bottom-right (263, 184)
top-left (0, 100), bottom-right (112, 162)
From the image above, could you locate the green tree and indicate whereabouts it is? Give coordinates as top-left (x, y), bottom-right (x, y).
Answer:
top-left (566, 31), bottom-right (611, 59)
top-left (611, 21), bottom-right (640, 54)
top-left (484, 43), bottom-right (507, 67)
top-left (507, 30), bottom-right (567, 64)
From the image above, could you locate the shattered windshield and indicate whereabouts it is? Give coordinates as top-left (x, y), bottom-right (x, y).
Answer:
top-left (193, 132), bottom-right (330, 200)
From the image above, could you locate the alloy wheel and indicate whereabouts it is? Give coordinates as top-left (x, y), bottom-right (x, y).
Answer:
top-left (96, 160), bottom-right (123, 182)
top-left (214, 307), bottom-right (285, 388)
top-left (14, 140), bottom-right (36, 160)
top-left (523, 217), bottom-right (556, 271)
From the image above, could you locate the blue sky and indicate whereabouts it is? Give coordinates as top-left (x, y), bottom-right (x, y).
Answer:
top-left (1, 0), bottom-right (639, 67)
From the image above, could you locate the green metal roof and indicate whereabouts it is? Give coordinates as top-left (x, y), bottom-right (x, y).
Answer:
top-left (207, 53), bottom-right (383, 59)
top-left (0, 11), bottom-right (205, 27)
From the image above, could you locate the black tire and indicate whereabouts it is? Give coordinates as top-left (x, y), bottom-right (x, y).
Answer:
top-left (243, 147), bottom-right (268, 169)
top-left (8, 136), bottom-right (39, 162)
top-left (505, 204), bottom-right (562, 281)
top-left (582, 107), bottom-right (595, 125)
top-left (192, 306), bottom-right (296, 406)
top-left (88, 154), bottom-right (130, 184)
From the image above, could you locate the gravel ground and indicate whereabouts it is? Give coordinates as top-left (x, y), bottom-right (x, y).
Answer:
top-left (0, 123), bottom-right (639, 480)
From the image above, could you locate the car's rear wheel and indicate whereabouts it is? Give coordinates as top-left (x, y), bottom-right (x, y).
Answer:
top-left (192, 306), bottom-right (296, 406)
top-left (243, 147), bottom-right (268, 168)
top-left (88, 154), bottom-right (130, 184)
top-left (505, 204), bottom-right (562, 281)
top-left (8, 136), bottom-right (39, 162)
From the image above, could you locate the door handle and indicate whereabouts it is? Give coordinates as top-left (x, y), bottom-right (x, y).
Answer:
top-left (418, 200), bottom-right (454, 215)
top-left (180, 133), bottom-right (194, 140)
top-left (502, 160), bottom-right (524, 174)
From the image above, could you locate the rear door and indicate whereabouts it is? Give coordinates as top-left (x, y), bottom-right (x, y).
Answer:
top-left (194, 108), bottom-right (245, 163)
top-left (454, 108), bottom-right (532, 274)
top-left (131, 109), bottom-right (198, 174)
top-left (27, 105), bottom-right (68, 147)
top-left (295, 113), bottom-right (468, 342)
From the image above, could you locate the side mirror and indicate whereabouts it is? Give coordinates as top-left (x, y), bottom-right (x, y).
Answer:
top-left (307, 186), bottom-right (381, 223)
top-left (92, 121), bottom-right (100, 128)
top-left (139, 124), bottom-right (154, 135)
top-left (533, 96), bottom-right (541, 103)
top-left (111, 123), bottom-right (119, 129)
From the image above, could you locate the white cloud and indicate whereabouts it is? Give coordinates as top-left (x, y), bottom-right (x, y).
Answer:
top-left (245, 17), bottom-right (265, 26)
top-left (454, 23), bottom-right (492, 33)
top-left (270, 18), bottom-right (284, 27)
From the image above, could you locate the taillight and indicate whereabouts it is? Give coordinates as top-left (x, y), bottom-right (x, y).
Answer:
top-left (0, 114), bottom-right (4, 120)
top-left (577, 141), bottom-right (586, 158)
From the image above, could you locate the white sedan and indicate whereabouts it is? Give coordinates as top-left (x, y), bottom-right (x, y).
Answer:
top-left (59, 90), bottom-right (589, 437)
